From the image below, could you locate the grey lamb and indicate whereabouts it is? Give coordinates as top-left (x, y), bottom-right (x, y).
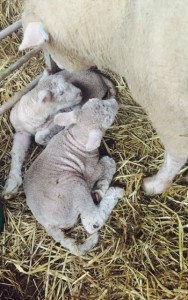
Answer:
top-left (35, 68), bottom-right (116, 145)
top-left (23, 98), bottom-right (124, 255)
top-left (3, 69), bottom-right (115, 199)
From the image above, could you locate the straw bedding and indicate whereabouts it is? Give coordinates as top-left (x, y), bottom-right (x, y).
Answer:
top-left (0, 1), bottom-right (188, 299)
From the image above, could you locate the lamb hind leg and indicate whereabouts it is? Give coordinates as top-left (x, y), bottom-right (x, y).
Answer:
top-left (45, 187), bottom-right (124, 255)
top-left (2, 132), bottom-right (31, 199)
top-left (81, 187), bottom-right (124, 234)
top-left (92, 156), bottom-right (116, 202)
top-left (46, 225), bottom-right (99, 256)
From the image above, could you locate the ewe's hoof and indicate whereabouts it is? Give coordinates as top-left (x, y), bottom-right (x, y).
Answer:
top-left (143, 176), bottom-right (171, 196)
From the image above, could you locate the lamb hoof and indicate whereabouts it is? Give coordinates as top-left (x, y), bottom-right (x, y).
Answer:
top-left (91, 190), bottom-right (103, 204)
top-left (2, 176), bottom-right (22, 199)
top-left (35, 130), bottom-right (50, 146)
top-left (143, 176), bottom-right (171, 195)
top-left (114, 187), bottom-right (125, 199)
top-left (78, 232), bottom-right (99, 256)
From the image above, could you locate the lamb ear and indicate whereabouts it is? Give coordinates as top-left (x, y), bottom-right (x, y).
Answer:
top-left (39, 69), bottom-right (50, 82)
top-left (54, 111), bottom-right (77, 127)
top-left (38, 90), bottom-right (52, 103)
top-left (85, 130), bottom-right (103, 151)
top-left (19, 22), bottom-right (49, 50)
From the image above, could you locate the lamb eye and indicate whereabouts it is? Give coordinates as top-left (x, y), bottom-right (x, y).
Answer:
top-left (93, 223), bottom-right (99, 229)
top-left (59, 91), bottom-right (64, 95)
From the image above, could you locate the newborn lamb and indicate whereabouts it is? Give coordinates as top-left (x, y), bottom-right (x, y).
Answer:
top-left (3, 69), bottom-right (115, 199)
top-left (34, 68), bottom-right (116, 145)
top-left (2, 70), bottom-right (82, 199)
top-left (23, 98), bottom-right (124, 255)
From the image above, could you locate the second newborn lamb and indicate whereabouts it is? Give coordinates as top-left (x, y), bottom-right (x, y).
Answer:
top-left (24, 98), bottom-right (124, 255)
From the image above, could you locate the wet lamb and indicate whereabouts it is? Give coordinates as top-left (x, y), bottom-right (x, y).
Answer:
top-left (23, 98), bottom-right (124, 255)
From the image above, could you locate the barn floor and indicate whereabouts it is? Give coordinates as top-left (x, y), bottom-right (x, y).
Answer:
top-left (0, 1), bottom-right (188, 299)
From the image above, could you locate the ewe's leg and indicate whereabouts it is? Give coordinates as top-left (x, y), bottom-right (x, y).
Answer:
top-left (92, 156), bottom-right (116, 202)
top-left (143, 151), bottom-right (187, 195)
top-left (46, 225), bottom-right (98, 256)
top-left (142, 96), bottom-right (188, 195)
top-left (3, 132), bottom-right (31, 199)
top-left (81, 187), bottom-right (124, 234)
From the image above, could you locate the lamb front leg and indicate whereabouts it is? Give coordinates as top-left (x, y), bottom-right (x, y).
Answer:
top-left (2, 132), bottom-right (31, 199)
top-left (35, 114), bottom-right (64, 145)
top-left (35, 124), bottom-right (63, 145)
top-left (92, 156), bottom-right (116, 202)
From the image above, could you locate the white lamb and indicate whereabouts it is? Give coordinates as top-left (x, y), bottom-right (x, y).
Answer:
top-left (2, 70), bottom-right (82, 199)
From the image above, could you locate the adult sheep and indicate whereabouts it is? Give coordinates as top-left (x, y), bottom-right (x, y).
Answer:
top-left (20, 0), bottom-right (188, 195)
